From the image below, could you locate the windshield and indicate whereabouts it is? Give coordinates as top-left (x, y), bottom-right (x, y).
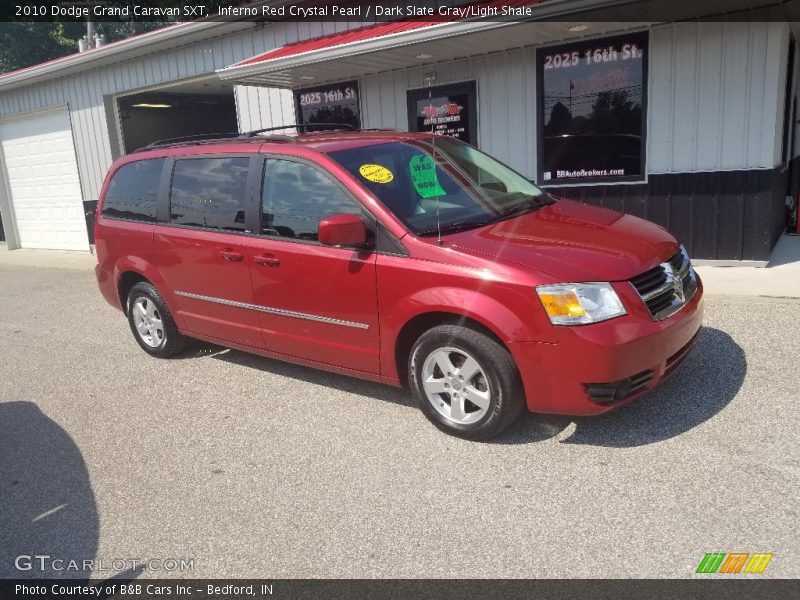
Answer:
top-left (327, 137), bottom-right (553, 236)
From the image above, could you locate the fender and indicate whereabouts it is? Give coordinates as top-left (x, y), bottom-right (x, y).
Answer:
top-left (112, 256), bottom-right (183, 326)
top-left (380, 285), bottom-right (558, 382)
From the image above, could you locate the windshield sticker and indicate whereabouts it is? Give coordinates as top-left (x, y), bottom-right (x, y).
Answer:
top-left (359, 164), bottom-right (394, 184)
top-left (409, 154), bottom-right (446, 198)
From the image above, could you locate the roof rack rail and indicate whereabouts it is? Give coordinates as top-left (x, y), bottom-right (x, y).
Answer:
top-left (243, 123), bottom-right (355, 137)
top-left (136, 123), bottom-right (381, 152)
top-left (140, 132), bottom-right (241, 151)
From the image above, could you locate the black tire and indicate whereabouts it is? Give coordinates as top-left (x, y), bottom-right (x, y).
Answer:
top-left (408, 324), bottom-right (524, 441)
top-left (126, 282), bottom-right (186, 358)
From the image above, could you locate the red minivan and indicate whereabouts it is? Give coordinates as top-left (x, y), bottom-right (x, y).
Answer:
top-left (95, 127), bottom-right (703, 440)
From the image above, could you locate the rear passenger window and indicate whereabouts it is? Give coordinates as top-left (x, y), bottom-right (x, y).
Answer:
top-left (169, 157), bottom-right (250, 232)
top-left (261, 159), bottom-right (360, 241)
top-left (102, 158), bottom-right (164, 222)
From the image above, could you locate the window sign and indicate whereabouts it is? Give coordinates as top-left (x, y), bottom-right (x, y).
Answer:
top-left (537, 33), bottom-right (648, 184)
top-left (294, 81), bottom-right (360, 129)
top-left (407, 81), bottom-right (478, 145)
top-left (409, 154), bottom-right (446, 198)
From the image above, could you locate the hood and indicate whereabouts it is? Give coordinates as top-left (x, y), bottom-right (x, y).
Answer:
top-left (445, 199), bottom-right (679, 282)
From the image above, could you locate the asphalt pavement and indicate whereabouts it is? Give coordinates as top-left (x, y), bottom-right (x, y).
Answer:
top-left (1, 263), bottom-right (798, 579)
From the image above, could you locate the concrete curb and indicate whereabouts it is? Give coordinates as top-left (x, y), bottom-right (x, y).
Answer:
top-left (0, 248), bottom-right (95, 270)
top-left (693, 234), bottom-right (800, 299)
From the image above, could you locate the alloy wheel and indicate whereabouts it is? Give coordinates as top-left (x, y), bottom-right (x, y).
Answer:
top-left (421, 346), bottom-right (492, 425)
top-left (132, 296), bottom-right (165, 348)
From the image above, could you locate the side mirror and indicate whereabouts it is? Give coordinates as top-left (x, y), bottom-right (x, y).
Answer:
top-left (318, 213), bottom-right (367, 247)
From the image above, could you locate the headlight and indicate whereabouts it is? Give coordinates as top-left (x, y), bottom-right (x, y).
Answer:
top-left (536, 283), bottom-right (626, 325)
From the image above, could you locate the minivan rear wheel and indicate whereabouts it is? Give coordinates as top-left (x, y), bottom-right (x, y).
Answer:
top-left (126, 282), bottom-right (186, 357)
top-left (409, 325), bottom-right (524, 440)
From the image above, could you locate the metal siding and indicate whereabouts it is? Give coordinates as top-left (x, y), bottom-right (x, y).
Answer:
top-left (390, 69), bottom-right (406, 130)
top-left (506, 48), bottom-right (528, 176)
top-left (233, 85), bottom-right (294, 132)
top-left (550, 168), bottom-right (785, 261)
top-left (648, 21), bottom-right (790, 174)
top-left (1, 22), bottom-right (791, 204)
top-left (525, 46), bottom-right (538, 176)
top-left (670, 24), bottom-right (698, 172)
top-left (0, 24), bottom-right (332, 203)
top-left (378, 70), bottom-right (396, 128)
top-left (233, 85), bottom-right (249, 132)
top-left (359, 72), bottom-right (378, 129)
top-left (721, 24), bottom-right (750, 170)
top-left (362, 70), bottom-right (386, 129)
top-left (86, 74), bottom-right (110, 198)
top-left (485, 53), bottom-right (508, 161)
top-left (747, 23), bottom-right (768, 168)
top-left (361, 49), bottom-right (537, 178)
top-left (792, 40), bottom-right (800, 160)
top-left (697, 23), bottom-right (724, 171)
top-left (766, 23), bottom-right (791, 167)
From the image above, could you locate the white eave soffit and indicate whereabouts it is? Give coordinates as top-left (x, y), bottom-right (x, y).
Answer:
top-left (215, 20), bottom-right (512, 88)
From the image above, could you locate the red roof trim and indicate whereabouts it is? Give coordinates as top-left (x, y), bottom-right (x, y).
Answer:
top-left (235, 21), bottom-right (439, 67)
top-left (232, 0), bottom-right (544, 69)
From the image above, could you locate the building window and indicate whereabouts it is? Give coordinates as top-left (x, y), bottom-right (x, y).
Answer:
top-left (407, 81), bottom-right (478, 145)
top-left (169, 157), bottom-right (250, 232)
top-left (537, 32), bottom-right (648, 185)
top-left (294, 81), bottom-right (361, 129)
top-left (102, 158), bottom-right (165, 222)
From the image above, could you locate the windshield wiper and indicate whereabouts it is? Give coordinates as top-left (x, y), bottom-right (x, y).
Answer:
top-left (488, 195), bottom-right (555, 223)
top-left (417, 195), bottom-right (555, 236)
top-left (417, 219), bottom-right (492, 236)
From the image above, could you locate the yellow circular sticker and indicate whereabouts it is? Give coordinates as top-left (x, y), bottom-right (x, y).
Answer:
top-left (359, 164), bottom-right (394, 184)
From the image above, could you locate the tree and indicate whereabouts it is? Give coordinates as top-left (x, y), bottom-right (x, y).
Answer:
top-left (545, 101), bottom-right (573, 136)
top-left (587, 90), bottom-right (641, 135)
top-left (0, 1), bottom-right (256, 74)
top-left (0, 21), bottom-right (175, 73)
top-left (0, 22), bottom-right (83, 73)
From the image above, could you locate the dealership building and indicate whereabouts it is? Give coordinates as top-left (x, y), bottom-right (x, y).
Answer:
top-left (0, 0), bottom-right (798, 263)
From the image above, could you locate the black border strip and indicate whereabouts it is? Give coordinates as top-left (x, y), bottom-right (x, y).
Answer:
top-left (3, 579), bottom-right (800, 600)
top-left (4, 0), bottom-right (800, 23)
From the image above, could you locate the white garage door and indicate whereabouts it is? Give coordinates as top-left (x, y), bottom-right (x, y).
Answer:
top-left (0, 109), bottom-right (88, 250)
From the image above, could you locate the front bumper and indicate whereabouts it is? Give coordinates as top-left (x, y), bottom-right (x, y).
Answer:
top-left (509, 277), bottom-right (704, 415)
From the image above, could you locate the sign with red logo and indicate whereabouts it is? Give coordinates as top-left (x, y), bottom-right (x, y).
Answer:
top-left (421, 102), bottom-right (463, 119)
top-left (407, 81), bottom-right (477, 145)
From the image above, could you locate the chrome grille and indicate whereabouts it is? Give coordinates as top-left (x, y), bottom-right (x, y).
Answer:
top-left (630, 246), bottom-right (698, 320)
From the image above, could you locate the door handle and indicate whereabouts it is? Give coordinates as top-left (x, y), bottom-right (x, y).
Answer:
top-left (219, 250), bottom-right (244, 262)
top-left (254, 253), bottom-right (281, 267)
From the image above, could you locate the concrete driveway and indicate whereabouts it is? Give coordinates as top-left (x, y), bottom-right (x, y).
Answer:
top-left (0, 262), bottom-right (798, 579)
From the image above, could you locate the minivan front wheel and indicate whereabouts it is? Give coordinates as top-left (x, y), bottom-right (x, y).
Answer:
top-left (126, 282), bottom-right (186, 357)
top-left (409, 325), bottom-right (524, 440)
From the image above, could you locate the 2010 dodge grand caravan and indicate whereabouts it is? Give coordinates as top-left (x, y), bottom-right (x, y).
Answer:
top-left (95, 127), bottom-right (703, 440)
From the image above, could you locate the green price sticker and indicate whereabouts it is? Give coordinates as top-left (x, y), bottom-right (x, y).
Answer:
top-left (409, 154), bottom-right (446, 199)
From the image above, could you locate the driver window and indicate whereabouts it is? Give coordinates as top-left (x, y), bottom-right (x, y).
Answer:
top-left (261, 159), bottom-right (361, 241)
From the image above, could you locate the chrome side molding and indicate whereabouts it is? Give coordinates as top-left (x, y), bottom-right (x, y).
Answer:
top-left (175, 291), bottom-right (370, 330)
